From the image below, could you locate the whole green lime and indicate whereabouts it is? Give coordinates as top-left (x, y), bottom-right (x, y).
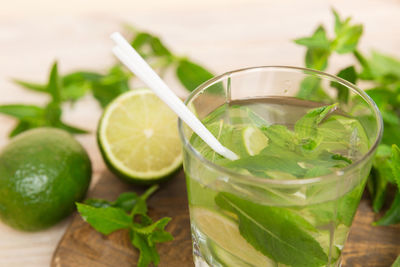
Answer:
top-left (0, 127), bottom-right (91, 231)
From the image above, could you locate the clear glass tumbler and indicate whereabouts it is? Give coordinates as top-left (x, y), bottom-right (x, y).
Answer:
top-left (178, 66), bottom-right (383, 267)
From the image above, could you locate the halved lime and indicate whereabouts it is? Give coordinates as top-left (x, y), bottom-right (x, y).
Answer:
top-left (243, 126), bottom-right (269, 156)
top-left (192, 207), bottom-right (276, 266)
top-left (98, 89), bottom-right (182, 184)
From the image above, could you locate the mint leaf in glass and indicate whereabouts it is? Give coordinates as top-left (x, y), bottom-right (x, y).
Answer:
top-left (215, 192), bottom-right (328, 267)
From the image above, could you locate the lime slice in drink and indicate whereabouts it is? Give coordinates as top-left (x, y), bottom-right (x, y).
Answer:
top-left (242, 126), bottom-right (269, 156)
top-left (192, 207), bottom-right (276, 266)
top-left (98, 89), bottom-right (182, 184)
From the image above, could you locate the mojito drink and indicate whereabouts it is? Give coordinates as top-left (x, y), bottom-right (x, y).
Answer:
top-left (186, 97), bottom-right (371, 267)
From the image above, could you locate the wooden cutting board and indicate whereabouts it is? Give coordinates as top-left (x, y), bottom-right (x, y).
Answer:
top-left (51, 170), bottom-right (400, 267)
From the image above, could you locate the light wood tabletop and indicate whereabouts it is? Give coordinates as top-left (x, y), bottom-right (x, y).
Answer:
top-left (0, 0), bottom-right (399, 266)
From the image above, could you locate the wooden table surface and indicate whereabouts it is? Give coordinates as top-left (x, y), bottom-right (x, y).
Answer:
top-left (0, 0), bottom-right (399, 266)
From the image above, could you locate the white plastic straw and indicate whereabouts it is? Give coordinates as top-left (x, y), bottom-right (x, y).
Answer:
top-left (110, 32), bottom-right (238, 161)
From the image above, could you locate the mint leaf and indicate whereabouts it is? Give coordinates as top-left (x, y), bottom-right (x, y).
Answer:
top-left (91, 65), bottom-right (130, 108)
top-left (76, 203), bottom-right (133, 235)
top-left (224, 154), bottom-right (306, 178)
top-left (113, 192), bottom-right (141, 213)
top-left (294, 103), bottom-right (338, 144)
top-left (149, 37), bottom-right (172, 58)
top-left (0, 105), bottom-right (44, 119)
top-left (47, 62), bottom-right (62, 103)
top-left (331, 66), bottom-right (357, 103)
top-left (13, 79), bottom-right (47, 92)
top-left (61, 71), bottom-right (101, 102)
top-left (368, 51), bottom-right (400, 80)
top-left (176, 59), bottom-right (214, 92)
top-left (374, 192), bottom-right (400, 226)
top-left (131, 229), bottom-right (160, 267)
top-left (295, 26), bottom-right (331, 70)
top-left (57, 122), bottom-right (89, 134)
top-left (390, 145), bottom-right (400, 188)
top-left (261, 124), bottom-right (298, 151)
top-left (9, 121), bottom-right (35, 137)
top-left (85, 192), bottom-right (140, 212)
top-left (77, 185), bottom-right (171, 266)
top-left (331, 10), bottom-right (363, 54)
top-left (370, 145), bottom-right (395, 212)
top-left (133, 217), bottom-right (172, 242)
top-left (305, 47), bottom-right (330, 71)
top-left (295, 26), bottom-right (330, 49)
top-left (131, 32), bottom-right (169, 59)
top-left (215, 192), bottom-right (328, 267)
top-left (131, 185), bottom-right (159, 215)
top-left (131, 216), bottom-right (173, 267)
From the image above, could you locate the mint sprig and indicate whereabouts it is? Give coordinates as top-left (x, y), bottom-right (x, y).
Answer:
top-left (295, 9), bottom-right (400, 225)
top-left (0, 62), bottom-right (88, 136)
top-left (76, 185), bottom-right (173, 267)
top-left (215, 192), bottom-right (328, 267)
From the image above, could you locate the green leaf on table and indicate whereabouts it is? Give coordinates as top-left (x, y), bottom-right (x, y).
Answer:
top-left (131, 216), bottom-right (173, 267)
top-left (85, 192), bottom-right (141, 212)
top-left (305, 47), bottom-right (330, 71)
top-left (0, 105), bottom-right (44, 119)
top-left (13, 79), bottom-right (47, 92)
top-left (9, 120), bottom-right (35, 137)
top-left (296, 26), bottom-right (331, 70)
top-left (176, 59), bottom-right (214, 92)
top-left (91, 65), bottom-right (130, 107)
top-left (331, 9), bottom-right (363, 54)
top-left (85, 186), bottom-right (158, 214)
top-left (47, 62), bottom-right (62, 103)
top-left (77, 185), bottom-right (172, 267)
top-left (131, 32), bottom-right (172, 59)
top-left (132, 217), bottom-right (172, 240)
top-left (76, 203), bottom-right (133, 235)
top-left (57, 122), bottom-right (89, 134)
top-left (295, 25), bottom-right (331, 50)
top-left (112, 192), bottom-right (141, 213)
top-left (61, 71), bottom-right (102, 102)
top-left (331, 66), bottom-right (357, 103)
top-left (131, 230), bottom-right (160, 267)
top-left (149, 36), bottom-right (172, 57)
top-left (215, 192), bottom-right (328, 267)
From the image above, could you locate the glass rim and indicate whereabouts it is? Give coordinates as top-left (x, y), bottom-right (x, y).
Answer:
top-left (178, 65), bottom-right (383, 186)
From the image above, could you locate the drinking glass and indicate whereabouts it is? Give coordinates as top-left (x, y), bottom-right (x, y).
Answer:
top-left (178, 66), bottom-right (383, 267)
